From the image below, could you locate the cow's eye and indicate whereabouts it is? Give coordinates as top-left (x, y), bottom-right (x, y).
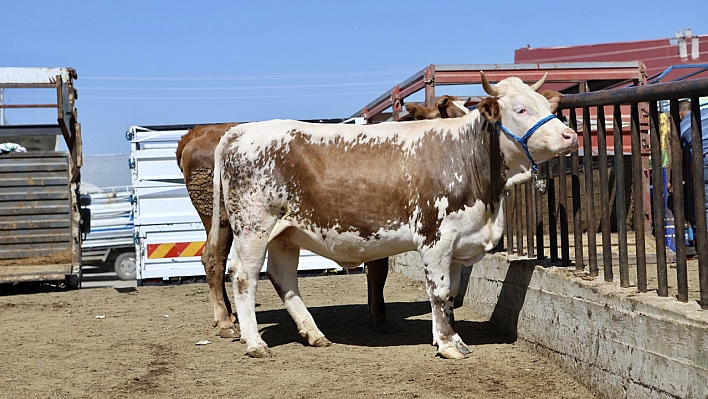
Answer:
top-left (516, 108), bottom-right (527, 114)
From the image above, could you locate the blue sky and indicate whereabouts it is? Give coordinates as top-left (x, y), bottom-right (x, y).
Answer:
top-left (2, 1), bottom-right (707, 155)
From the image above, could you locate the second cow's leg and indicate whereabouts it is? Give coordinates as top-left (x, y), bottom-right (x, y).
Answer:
top-left (200, 215), bottom-right (238, 338)
top-left (267, 239), bottom-right (331, 348)
top-left (365, 258), bottom-right (398, 333)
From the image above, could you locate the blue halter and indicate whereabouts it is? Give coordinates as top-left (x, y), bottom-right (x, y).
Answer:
top-left (495, 114), bottom-right (558, 173)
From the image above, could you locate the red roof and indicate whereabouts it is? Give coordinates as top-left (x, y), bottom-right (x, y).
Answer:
top-left (515, 34), bottom-right (708, 82)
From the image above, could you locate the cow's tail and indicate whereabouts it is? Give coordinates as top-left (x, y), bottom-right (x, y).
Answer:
top-left (206, 135), bottom-right (227, 258)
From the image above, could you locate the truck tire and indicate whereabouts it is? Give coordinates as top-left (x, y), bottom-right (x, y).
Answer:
top-left (114, 252), bottom-right (137, 281)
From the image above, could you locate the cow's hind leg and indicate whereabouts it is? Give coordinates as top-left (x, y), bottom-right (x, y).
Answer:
top-left (365, 258), bottom-right (398, 333)
top-left (267, 238), bottom-right (331, 348)
top-left (421, 252), bottom-right (469, 360)
top-left (202, 221), bottom-right (239, 338)
top-left (228, 232), bottom-right (273, 358)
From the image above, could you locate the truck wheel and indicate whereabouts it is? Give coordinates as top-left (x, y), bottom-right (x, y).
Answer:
top-left (114, 252), bottom-right (137, 280)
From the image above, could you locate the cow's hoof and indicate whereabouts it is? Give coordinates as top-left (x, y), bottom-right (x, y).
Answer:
top-left (310, 337), bottom-right (332, 347)
top-left (374, 319), bottom-right (400, 334)
top-left (438, 345), bottom-right (468, 360)
top-left (218, 326), bottom-right (240, 339)
top-left (246, 346), bottom-right (272, 358)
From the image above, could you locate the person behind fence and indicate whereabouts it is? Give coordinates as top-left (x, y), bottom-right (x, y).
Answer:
top-left (672, 100), bottom-right (708, 233)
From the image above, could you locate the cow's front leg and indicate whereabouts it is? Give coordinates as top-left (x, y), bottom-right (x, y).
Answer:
top-left (266, 239), bottom-right (331, 348)
top-left (421, 252), bottom-right (469, 359)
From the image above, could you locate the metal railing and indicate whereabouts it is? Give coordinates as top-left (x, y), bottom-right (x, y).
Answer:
top-left (504, 78), bottom-right (708, 309)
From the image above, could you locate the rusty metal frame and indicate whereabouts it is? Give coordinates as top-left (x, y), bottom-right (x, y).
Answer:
top-left (352, 62), bottom-right (647, 123)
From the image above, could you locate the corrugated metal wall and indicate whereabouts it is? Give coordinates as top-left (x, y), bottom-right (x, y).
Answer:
top-left (0, 152), bottom-right (72, 261)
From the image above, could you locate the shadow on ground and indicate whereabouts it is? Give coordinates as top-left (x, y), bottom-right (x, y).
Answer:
top-left (256, 300), bottom-right (515, 349)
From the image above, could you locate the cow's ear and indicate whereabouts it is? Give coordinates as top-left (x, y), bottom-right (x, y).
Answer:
top-left (541, 90), bottom-right (563, 113)
top-left (437, 96), bottom-right (449, 107)
top-left (478, 97), bottom-right (500, 122)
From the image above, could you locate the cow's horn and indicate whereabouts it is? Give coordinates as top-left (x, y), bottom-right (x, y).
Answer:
top-left (480, 71), bottom-right (499, 97)
top-left (530, 72), bottom-right (548, 91)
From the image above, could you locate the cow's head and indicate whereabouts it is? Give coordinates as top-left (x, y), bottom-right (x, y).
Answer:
top-left (477, 72), bottom-right (578, 174)
top-left (437, 95), bottom-right (470, 118)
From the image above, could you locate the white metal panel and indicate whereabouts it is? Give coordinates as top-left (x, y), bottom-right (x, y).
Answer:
top-left (136, 222), bottom-right (341, 280)
top-left (132, 148), bottom-right (186, 188)
top-left (133, 185), bottom-right (200, 225)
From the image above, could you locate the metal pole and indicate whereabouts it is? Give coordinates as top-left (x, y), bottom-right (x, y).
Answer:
top-left (1, 88), bottom-right (5, 125)
top-left (649, 102), bottom-right (668, 297)
top-left (613, 104), bottom-right (630, 288)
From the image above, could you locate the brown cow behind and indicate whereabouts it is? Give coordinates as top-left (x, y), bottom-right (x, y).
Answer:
top-left (399, 95), bottom-right (470, 121)
top-left (177, 123), bottom-right (239, 338)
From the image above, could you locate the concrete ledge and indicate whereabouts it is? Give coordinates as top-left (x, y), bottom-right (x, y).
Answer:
top-left (391, 251), bottom-right (708, 399)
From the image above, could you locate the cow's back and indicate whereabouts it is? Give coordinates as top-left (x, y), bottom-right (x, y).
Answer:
top-left (218, 116), bottom-right (500, 255)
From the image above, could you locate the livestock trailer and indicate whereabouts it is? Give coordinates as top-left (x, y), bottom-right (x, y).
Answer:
top-left (0, 67), bottom-right (84, 288)
top-left (128, 120), bottom-right (363, 285)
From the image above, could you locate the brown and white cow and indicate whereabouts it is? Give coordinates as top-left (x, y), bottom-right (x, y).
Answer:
top-left (400, 95), bottom-right (471, 121)
top-left (208, 72), bottom-right (577, 359)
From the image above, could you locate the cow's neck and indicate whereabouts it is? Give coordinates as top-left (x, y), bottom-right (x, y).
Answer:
top-left (455, 115), bottom-right (508, 211)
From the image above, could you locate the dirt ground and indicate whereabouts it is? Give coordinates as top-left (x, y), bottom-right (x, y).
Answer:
top-left (0, 271), bottom-right (597, 399)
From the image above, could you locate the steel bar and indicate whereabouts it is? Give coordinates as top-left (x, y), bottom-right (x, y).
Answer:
top-left (516, 184), bottom-right (523, 256)
top-left (596, 106), bottom-right (613, 281)
top-left (506, 190), bottom-right (514, 256)
top-left (583, 106), bottom-right (599, 277)
top-left (559, 153), bottom-right (571, 266)
top-left (631, 102), bottom-right (648, 292)
top-left (669, 99), bottom-right (688, 302)
top-left (560, 78), bottom-right (708, 109)
top-left (526, 181), bottom-right (534, 257)
top-left (424, 65), bottom-right (436, 108)
top-left (0, 103), bottom-right (57, 109)
top-left (548, 160), bottom-right (559, 262)
top-left (569, 109), bottom-right (584, 270)
top-left (688, 97), bottom-right (708, 309)
top-left (613, 104), bottom-right (630, 287)
top-left (0, 83), bottom-right (56, 89)
top-left (649, 102), bottom-right (669, 296)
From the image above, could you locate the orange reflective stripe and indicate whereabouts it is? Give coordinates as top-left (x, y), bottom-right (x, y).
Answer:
top-left (181, 241), bottom-right (205, 257)
top-left (147, 243), bottom-right (173, 259)
top-left (147, 242), bottom-right (206, 259)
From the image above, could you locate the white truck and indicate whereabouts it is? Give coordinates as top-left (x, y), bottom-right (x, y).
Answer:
top-left (80, 185), bottom-right (136, 280)
top-left (127, 121), bottom-right (361, 285)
